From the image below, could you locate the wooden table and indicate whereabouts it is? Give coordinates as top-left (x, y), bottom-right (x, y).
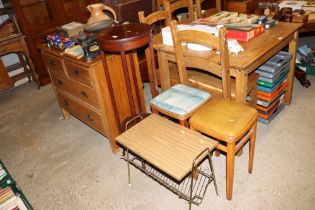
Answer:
top-left (154, 22), bottom-right (303, 104)
top-left (116, 113), bottom-right (218, 209)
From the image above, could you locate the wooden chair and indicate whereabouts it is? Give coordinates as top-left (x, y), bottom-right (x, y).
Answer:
top-left (138, 3), bottom-right (171, 97)
top-left (168, 20), bottom-right (258, 200)
top-left (163, 0), bottom-right (195, 24)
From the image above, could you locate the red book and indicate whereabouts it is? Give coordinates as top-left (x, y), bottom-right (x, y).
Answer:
top-left (226, 24), bottom-right (265, 42)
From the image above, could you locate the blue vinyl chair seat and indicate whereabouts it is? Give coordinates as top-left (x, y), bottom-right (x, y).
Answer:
top-left (150, 84), bottom-right (211, 116)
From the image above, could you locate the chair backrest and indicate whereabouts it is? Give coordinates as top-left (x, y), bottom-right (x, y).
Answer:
top-left (157, 0), bottom-right (177, 10)
top-left (169, 20), bottom-right (231, 99)
top-left (195, 0), bottom-right (222, 18)
top-left (163, 0), bottom-right (195, 24)
top-left (138, 2), bottom-right (170, 27)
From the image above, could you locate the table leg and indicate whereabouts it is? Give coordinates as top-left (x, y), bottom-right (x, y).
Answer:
top-left (226, 142), bottom-right (235, 200)
top-left (248, 122), bottom-right (257, 174)
top-left (285, 31), bottom-right (299, 105)
top-left (21, 38), bottom-right (40, 88)
top-left (209, 155), bottom-right (219, 196)
top-left (127, 148), bottom-right (131, 187)
top-left (158, 51), bottom-right (171, 92)
top-left (120, 51), bottom-right (136, 116)
top-left (235, 70), bottom-right (248, 104)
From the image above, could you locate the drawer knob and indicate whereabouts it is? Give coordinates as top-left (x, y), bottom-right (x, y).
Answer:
top-left (57, 79), bottom-right (63, 85)
top-left (87, 114), bottom-right (93, 121)
top-left (63, 99), bottom-right (69, 107)
top-left (74, 69), bottom-right (80, 76)
top-left (48, 60), bottom-right (55, 66)
top-left (80, 90), bottom-right (88, 97)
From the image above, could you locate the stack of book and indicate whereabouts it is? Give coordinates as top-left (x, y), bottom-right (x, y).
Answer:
top-left (255, 51), bottom-right (292, 124)
top-left (0, 160), bottom-right (33, 210)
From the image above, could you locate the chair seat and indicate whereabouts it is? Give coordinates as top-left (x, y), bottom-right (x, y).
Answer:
top-left (190, 98), bottom-right (258, 141)
top-left (150, 84), bottom-right (211, 120)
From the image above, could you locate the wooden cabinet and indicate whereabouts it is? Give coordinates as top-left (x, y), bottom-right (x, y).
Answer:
top-left (10, 0), bottom-right (102, 86)
top-left (104, 0), bottom-right (153, 23)
top-left (40, 45), bottom-right (146, 153)
top-left (226, 0), bottom-right (259, 13)
top-left (40, 46), bottom-right (116, 152)
top-left (10, 0), bottom-right (154, 86)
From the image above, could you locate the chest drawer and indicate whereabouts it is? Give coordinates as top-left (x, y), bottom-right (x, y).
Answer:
top-left (50, 71), bottom-right (99, 108)
top-left (56, 90), bottom-right (107, 135)
top-left (0, 41), bottom-right (20, 55)
top-left (43, 52), bottom-right (65, 74)
top-left (64, 60), bottom-right (93, 87)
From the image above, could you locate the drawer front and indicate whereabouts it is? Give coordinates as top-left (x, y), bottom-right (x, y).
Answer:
top-left (43, 52), bottom-right (65, 74)
top-left (0, 41), bottom-right (20, 55)
top-left (57, 90), bottom-right (106, 134)
top-left (64, 60), bottom-right (93, 87)
top-left (50, 71), bottom-right (99, 108)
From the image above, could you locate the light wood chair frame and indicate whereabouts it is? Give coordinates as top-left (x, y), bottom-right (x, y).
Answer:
top-left (163, 0), bottom-right (195, 24)
top-left (169, 20), bottom-right (231, 99)
top-left (138, 3), bottom-right (171, 97)
top-left (170, 20), bottom-right (258, 200)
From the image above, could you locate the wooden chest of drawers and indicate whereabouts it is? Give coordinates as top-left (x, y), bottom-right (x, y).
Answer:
top-left (40, 46), bottom-right (146, 153)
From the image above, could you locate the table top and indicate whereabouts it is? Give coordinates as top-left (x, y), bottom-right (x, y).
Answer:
top-left (96, 23), bottom-right (152, 52)
top-left (116, 114), bottom-right (217, 181)
top-left (154, 22), bottom-right (302, 71)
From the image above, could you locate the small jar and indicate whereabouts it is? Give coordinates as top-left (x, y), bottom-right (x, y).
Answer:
top-left (270, 3), bottom-right (279, 16)
top-left (283, 14), bottom-right (293, 22)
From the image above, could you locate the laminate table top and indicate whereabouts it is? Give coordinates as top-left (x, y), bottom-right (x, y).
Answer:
top-left (116, 114), bottom-right (217, 181)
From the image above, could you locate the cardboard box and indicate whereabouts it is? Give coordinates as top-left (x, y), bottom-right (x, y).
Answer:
top-left (58, 22), bottom-right (85, 37)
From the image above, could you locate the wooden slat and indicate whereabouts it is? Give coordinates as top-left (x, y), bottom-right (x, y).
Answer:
top-left (116, 114), bottom-right (217, 181)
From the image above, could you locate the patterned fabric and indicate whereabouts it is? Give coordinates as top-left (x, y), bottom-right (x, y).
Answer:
top-left (151, 84), bottom-right (211, 116)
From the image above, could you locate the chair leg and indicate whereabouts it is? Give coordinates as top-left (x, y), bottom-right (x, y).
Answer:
top-left (179, 119), bottom-right (188, 127)
top-left (248, 122), bottom-right (257, 174)
top-left (226, 142), bottom-right (235, 200)
top-left (236, 148), bottom-right (243, 156)
top-left (151, 108), bottom-right (159, 114)
top-left (215, 149), bottom-right (220, 157)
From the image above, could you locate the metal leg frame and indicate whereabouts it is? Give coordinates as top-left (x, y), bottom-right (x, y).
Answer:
top-left (122, 147), bottom-right (218, 210)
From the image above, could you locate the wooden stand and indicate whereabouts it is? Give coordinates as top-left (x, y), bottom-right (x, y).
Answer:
top-left (97, 23), bottom-right (157, 132)
top-left (0, 18), bottom-right (39, 91)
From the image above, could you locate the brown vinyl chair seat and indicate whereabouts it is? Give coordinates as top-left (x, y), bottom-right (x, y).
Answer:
top-left (190, 98), bottom-right (258, 141)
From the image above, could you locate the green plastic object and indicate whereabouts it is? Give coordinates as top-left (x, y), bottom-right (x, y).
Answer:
top-left (0, 160), bottom-right (34, 210)
top-left (296, 63), bottom-right (315, 76)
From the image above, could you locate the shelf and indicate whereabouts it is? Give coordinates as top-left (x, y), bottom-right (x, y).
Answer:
top-left (6, 62), bottom-right (24, 73)
top-left (123, 153), bottom-right (216, 206)
top-left (11, 71), bottom-right (32, 83)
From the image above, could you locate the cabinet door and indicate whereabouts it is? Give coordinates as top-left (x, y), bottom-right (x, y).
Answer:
top-left (58, 0), bottom-right (103, 23)
top-left (11, 0), bottom-right (60, 35)
top-left (104, 0), bottom-right (153, 23)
